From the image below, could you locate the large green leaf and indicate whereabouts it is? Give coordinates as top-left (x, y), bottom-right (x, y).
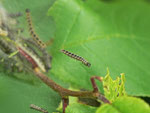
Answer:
top-left (96, 96), bottom-right (150, 113)
top-left (48, 0), bottom-right (150, 96)
top-left (0, 74), bottom-right (61, 113)
top-left (0, 0), bottom-right (150, 112)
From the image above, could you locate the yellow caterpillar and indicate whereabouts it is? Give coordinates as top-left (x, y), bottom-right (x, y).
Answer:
top-left (25, 9), bottom-right (46, 49)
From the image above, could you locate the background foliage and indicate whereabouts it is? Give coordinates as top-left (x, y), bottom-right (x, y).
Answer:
top-left (0, 0), bottom-right (150, 113)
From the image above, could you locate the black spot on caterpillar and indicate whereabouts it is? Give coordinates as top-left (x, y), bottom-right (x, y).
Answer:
top-left (61, 49), bottom-right (91, 67)
top-left (25, 9), bottom-right (46, 48)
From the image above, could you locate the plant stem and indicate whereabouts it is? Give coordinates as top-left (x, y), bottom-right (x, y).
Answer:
top-left (34, 67), bottom-right (110, 103)
top-left (34, 68), bottom-right (96, 98)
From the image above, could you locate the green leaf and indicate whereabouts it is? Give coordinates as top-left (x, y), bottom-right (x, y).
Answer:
top-left (96, 96), bottom-right (150, 113)
top-left (48, 0), bottom-right (150, 96)
top-left (66, 103), bottom-right (97, 113)
top-left (0, 74), bottom-right (61, 113)
top-left (103, 68), bottom-right (126, 102)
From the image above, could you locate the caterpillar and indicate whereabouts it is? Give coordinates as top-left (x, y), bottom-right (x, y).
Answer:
top-left (8, 12), bottom-right (22, 18)
top-left (25, 8), bottom-right (52, 71)
top-left (0, 5), bottom-right (22, 40)
top-left (30, 104), bottom-right (48, 113)
top-left (0, 36), bottom-right (47, 73)
top-left (0, 7), bottom-right (52, 74)
top-left (61, 49), bottom-right (91, 67)
top-left (21, 38), bottom-right (52, 72)
top-left (0, 37), bottom-right (24, 72)
top-left (17, 44), bottom-right (46, 72)
top-left (25, 9), bottom-right (46, 49)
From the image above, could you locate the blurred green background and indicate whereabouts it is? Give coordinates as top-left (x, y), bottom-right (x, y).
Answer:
top-left (0, 0), bottom-right (150, 113)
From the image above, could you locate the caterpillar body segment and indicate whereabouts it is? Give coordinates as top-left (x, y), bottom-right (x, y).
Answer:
top-left (8, 12), bottom-right (23, 18)
top-left (18, 43), bottom-right (46, 72)
top-left (21, 38), bottom-right (52, 71)
top-left (0, 37), bottom-right (16, 54)
top-left (61, 49), bottom-right (91, 67)
top-left (42, 50), bottom-right (52, 71)
top-left (0, 42), bottom-right (24, 72)
top-left (25, 9), bottom-right (46, 49)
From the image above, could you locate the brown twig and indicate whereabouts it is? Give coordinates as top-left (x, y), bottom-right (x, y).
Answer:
top-left (34, 68), bottom-right (98, 98)
top-left (34, 68), bottom-right (110, 112)
top-left (18, 45), bottom-right (110, 113)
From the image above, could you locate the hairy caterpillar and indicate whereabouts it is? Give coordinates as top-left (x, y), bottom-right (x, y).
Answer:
top-left (1, 36), bottom-right (48, 73)
top-left (0, 6), bottom-right (52, 73)
top-left (25, 8), bottom-right (52, 71)
top-left (0, 5), bottom-right (23, 40)
top-left (17, 43), bottom-right (46, 72)
top-left (0, 37), bottom-right (25, 72)
top-left (22, 38), bottom-right (52, 71)
top-left (25, 9), bottom-right (46, 48)
top-left (0, 4), bottom-right (23, 72)
top-left (61, 49), bottom-right (91, 67)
